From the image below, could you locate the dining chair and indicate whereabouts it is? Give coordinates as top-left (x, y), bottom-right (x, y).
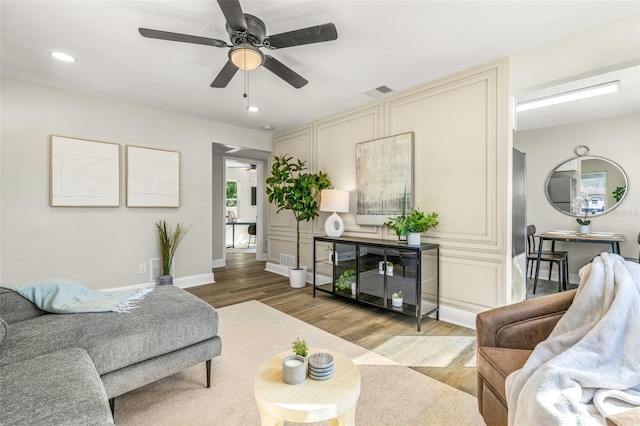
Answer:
top-left (526, 225), bottom-right (569, 293)
top-left (247, 224), bottom-right (257, 247)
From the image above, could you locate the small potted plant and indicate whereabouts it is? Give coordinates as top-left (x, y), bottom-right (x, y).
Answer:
top-left (283, 338), bottom-right (308, 385)
top-left (291, 337), bottom-right (309, 357)
top-left (392, 290), bottom-right (403, 308)
top-left (156, 220), bottom-right (193, 285)
top-left (335, 269), bottom-right (356, 295)
top-left (384, 208), bottom-right (439, 246)
top-left (576, 212), bottom-right (591, 234)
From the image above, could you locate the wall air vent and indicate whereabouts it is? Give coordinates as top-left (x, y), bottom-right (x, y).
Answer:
top-left (280, 254), bottom-right (296, 267)
top-left (363, 85), bottom-right (394, 99)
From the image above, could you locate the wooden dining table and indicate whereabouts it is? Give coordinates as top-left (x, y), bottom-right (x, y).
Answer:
top-left (533, 230), bottom-right (625, 289)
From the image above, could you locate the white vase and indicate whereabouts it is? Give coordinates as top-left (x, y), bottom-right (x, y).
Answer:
top-left (579, 224), bottom-right (590, 234)
top-left (289, 267), bottom-right (308, 288)
top-left (407, 232), bottom-right (421, 246)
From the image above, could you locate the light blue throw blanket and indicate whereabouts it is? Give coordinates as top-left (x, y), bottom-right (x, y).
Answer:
top-left (2, 280), bottom-right (153, 314)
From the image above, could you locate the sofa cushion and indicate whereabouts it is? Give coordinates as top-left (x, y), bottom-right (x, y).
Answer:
top-left (477, 346), bottom-right (532, 404)
top-left (0, 348), bottom-right (113, 425)
top-left (0, 317), bottom-right (6, 345)
top-left (0, 286), bottom-right (218, 375)
top-left (0, 287), bottom-right (44, 324)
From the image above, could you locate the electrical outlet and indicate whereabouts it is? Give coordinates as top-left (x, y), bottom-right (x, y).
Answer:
top-left (139, 263), bottom-right (147, 274)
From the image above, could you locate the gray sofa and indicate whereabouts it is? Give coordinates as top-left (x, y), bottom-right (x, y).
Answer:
top-left (0, 285), bottom-right (222, 425)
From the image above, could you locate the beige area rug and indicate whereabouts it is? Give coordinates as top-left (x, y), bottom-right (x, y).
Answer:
top-left (114, 300), bottom-right (484, 425)
top-left (373, 335), bottom-right (477, 368)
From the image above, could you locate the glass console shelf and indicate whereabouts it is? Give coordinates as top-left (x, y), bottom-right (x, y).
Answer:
top-left (313, 235), bottom-right (439, 331)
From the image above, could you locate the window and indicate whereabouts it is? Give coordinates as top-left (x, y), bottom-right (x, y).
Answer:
top-left (226, 180), bottom-right (238, 220)
top-left (581, 171), bottom-right (607, 213)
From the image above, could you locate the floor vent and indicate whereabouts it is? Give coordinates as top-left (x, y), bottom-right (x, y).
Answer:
top-left (363, 85), bottom-right (394, 98)
top-left (280, 254), bottom-right (296, 267)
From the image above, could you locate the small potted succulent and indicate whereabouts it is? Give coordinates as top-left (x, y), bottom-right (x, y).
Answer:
top-left (392, 290), bottom-right (403, 308)
top-left (282, 338), bottom-right (308, 385)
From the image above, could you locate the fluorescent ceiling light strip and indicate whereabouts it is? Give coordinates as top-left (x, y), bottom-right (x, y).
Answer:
top-left (516, 81), bottom-right (619, 112)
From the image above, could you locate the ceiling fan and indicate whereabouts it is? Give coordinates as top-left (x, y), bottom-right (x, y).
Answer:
top-left (139, 0), bottom-right (338, 89)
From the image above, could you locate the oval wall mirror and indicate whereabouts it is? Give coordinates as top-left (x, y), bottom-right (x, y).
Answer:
top-left (545, 156), bottom-right (628, 217)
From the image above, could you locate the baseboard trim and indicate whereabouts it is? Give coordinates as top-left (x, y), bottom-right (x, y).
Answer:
top-left (102, 272), bottom-right (214, 292)
top-left (265, 262), bottom-right (292, 278)
top-left (212, 258), bottom-right (225, 269)
top-left (439, 305), bottom-right (477, 330)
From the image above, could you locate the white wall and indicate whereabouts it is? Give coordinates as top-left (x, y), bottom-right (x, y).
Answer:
top-left (514, 113), bottom-right (640, 279)
top-left (0, 77), bottom-right (271, 289)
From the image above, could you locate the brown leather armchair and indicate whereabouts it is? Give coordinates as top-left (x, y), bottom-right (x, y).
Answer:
top-left (476, 289), bottom-right (640, 426)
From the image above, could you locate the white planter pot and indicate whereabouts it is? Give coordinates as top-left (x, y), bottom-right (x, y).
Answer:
top-left (351, 282), bottom-right (356, 296)
top-left (289, 267), bottom-right (308, 288)
top-left (392, 297), bottom-right (403, 308)
top-left (579, 224), bottom-right (590, 234)
top-left (407, 232), bottom-right (422, 246)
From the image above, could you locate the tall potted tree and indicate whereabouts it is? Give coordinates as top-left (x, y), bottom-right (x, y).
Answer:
top-left (266, 155), bottom-right (331, 288)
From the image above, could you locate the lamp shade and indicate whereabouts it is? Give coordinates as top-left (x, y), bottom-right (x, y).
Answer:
top-left (320, 189), bottom-right (349, 213)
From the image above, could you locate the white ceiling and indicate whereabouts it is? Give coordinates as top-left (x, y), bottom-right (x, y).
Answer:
top-left (2, 1), bottom-right (639, 133)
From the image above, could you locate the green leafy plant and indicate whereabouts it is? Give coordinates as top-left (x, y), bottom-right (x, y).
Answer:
top-left (392, 290), bottom-right (403, 299)
top-left (292, 337), bottom-right (308, 357)
top-left (576, 213), bottom-right (591, 226)
top-left (383, 186), bottom-right (409, 237)
top-left (613, 186), bottom-right (626, 203)
top-left (265, 155), bottom-right (331, 270)
top-left (335, 269), bottom-right (356, 291)
top-left (156, 220), bottom-right (193, 276)
top-left (404, 208), bottom-right (439, 233)
top-left (382, 186), bottom-right (438, 236)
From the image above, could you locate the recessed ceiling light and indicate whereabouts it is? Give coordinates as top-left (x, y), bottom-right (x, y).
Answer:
top-left (263, 125), bottom-right (274, 130)
top-left (247, 106), bottom-right (260, 112)
top-left (49, 51), bottom-right (76, 63)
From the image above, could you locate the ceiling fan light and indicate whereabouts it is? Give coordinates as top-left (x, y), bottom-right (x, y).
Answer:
top-left (230, 45), bottom-right (263, 71)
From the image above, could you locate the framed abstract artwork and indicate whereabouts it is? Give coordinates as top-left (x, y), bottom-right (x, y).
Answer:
top-left (356, 132), bottom-right (414, 225)
top-left (50, 135), bottom-right (120, 207)
top-left (126, 146), bottom-right (180, 207)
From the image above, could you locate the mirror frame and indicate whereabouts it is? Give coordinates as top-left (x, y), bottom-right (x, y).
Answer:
top-left (545, 156), bottom-right (628, 217)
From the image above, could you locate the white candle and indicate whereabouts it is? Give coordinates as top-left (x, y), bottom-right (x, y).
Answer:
top-left (285, 359), bottom-right (303, 368)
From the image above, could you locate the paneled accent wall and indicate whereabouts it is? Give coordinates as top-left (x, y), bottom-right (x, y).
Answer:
top-left (269, 59), bottom-right (511, 327)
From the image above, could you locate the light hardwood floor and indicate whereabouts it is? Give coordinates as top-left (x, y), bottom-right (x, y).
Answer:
top-left (186, 252), bottom-right (478, 396)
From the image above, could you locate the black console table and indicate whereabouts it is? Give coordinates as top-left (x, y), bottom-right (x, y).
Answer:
top-left (313, 236), bottom-right (439, 331)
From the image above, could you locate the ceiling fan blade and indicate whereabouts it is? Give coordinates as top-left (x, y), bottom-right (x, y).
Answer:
top-left (217, 0), bottom-right (247, 32)
top-left (211, 61), bottom-right (239, 88)
top-left (139, 28), bottom-right (229, 48)
top-left (263, 56), bottom-right (308, 89)
top-left (264, 23), bottom-right (337, 49)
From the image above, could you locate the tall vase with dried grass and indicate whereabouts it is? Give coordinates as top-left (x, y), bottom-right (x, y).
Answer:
top-left (156, 220), bottom-right (193, 285)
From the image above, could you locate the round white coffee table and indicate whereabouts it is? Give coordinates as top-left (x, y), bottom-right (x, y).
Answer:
top-left (254, 349), bottom-right (361, 426)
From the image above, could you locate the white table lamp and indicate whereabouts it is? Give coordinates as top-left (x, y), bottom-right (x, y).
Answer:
top-left (320, 189), bottom-right (350, 237)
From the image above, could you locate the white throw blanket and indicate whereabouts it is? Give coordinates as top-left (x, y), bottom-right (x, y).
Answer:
top-left (505, 252), bottom-right (640, 425)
